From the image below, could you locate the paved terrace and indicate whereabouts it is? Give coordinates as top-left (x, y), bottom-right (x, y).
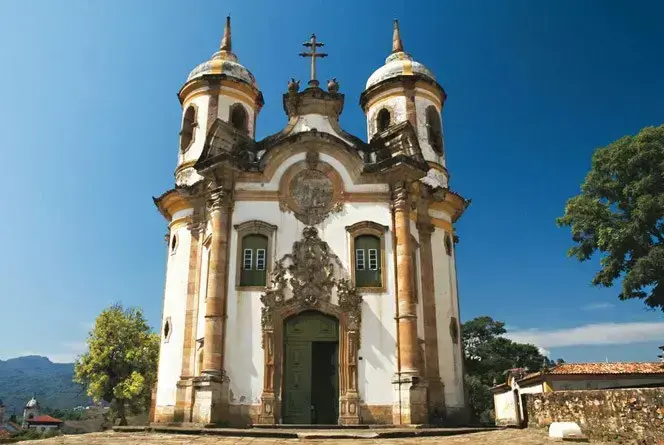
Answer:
top-left (22, 428), bottom-right (617, 444)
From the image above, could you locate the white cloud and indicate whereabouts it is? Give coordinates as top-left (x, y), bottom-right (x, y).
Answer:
top-left (581, 302), bottom-right (615, 311)
top-left (506, 321), bottom-right (664, 349)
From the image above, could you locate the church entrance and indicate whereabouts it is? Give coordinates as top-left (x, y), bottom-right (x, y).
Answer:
top-left (282, 311), bottom-right (339, 424)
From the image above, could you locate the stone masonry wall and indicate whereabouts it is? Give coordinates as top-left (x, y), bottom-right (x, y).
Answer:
top-left (524, 388), bottom-right (664, 443)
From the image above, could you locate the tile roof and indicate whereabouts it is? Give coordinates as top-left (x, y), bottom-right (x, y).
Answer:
top-left (548, 362), bottom-right (664, 375)
top-left (27, 415), bottom-right (62, 424)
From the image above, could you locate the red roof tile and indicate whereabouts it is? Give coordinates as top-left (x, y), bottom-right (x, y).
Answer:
top-left (549, 362), bottom-right (664, 375)
top-left (27, 415), bottom-right (63, 424)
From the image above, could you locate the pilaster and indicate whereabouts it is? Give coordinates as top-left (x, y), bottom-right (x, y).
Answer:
top-left (391, 181), bottom-right (428, 424)
top-left (416, 218), bottom-right (445, 422)
top-left (199, 186), bottom-right (232, 423)
top-left (175, 216), bottom-right (205, 422)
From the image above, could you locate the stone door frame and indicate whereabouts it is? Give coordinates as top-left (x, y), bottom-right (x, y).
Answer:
top-left (258, 299), bottom-right (360, 425)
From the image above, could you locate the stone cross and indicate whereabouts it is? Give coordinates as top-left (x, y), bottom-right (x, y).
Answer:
top-left (299, 33), bottom-right (327, 87)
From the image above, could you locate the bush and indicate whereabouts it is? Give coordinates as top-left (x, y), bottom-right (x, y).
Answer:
top-left (465, 374), bottom-right (494, 425)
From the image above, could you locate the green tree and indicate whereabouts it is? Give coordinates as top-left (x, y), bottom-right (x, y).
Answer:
top-left (461, 316), bottom-right (558, 423)
top-left (74, 304), bottom-right (159, 425)
top-left (557, 124), bottom-right (664, 310)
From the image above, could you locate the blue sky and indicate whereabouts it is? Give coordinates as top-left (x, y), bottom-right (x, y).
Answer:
top-left (0, 0), bottom-right (663, 364)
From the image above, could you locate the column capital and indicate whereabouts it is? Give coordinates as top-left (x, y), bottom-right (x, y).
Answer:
top-left (207, 187), bottom-right (232, 213)
top-left (416, 221), bottom-right (435, 235)
top-left (391, 182), bottom-right (410, 211)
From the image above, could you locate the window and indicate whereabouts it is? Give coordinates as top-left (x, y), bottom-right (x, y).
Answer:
top-left (354, 235), bottom-right (381, 288)
top-left (170, 234), bottom-right (178, 255)
top-left (234, 220), bottom-right (277, 289)
top-left (243, 248), bottom-right (253, 270)
top-left (230, 103), bottom-right (249, 133)
top-left (240, 234), bottom-right (268, 287)
top-left (444, 232), bottom-right (452, 256)
top-left (355, 249), bottom-right (365, 270)
top-left (368, 249), bottom-right (378, 270)
top-left (425, 106), bottom-right (444, 155)
top-left (163, 317), bottom-right (172, 342)
top-left (256, 249), bottom-right (266, 271)
top-left (376, 108), bottom-right (391, 133)
top-left (347, 221), bottom-right (388, 292)
top-left (180, 105), bottom-right (197, 152)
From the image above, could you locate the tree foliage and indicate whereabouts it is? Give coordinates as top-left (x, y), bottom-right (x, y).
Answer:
top-left (74, 304), bottom-right (159, 425)
top-left (461, 316), bottom-right (559, 423)
top-left (557, 124), bottom-right (664, 310)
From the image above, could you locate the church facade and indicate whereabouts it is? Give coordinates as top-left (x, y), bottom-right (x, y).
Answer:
top-left (152, 17), bottom-right (469, 426)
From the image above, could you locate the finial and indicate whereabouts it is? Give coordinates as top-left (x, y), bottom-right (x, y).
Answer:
top-left (392, 19), bottom-right (404, 53)
top-left (220, 16), bottom-right (232, 52)
top-left (327, 77), bottom-right (339, 93)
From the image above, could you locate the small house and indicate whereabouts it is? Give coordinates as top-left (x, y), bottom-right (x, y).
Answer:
top-left (491, 362), bottom-right (664, 426)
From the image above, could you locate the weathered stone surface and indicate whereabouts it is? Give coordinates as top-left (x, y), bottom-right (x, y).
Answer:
top-left (525, 387), bottom-right (664, 443)
top-left (14, 428), bottom-right (620, 444)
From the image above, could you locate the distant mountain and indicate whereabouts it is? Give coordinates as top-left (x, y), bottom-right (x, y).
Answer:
top-left (0, 356), bottom-right (89, 414)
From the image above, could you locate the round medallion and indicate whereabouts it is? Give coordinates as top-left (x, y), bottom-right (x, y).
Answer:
top-left (288, 169), bottom-right (335, 225)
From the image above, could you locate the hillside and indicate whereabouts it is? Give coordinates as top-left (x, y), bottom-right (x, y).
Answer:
top-left (0, 356), bottom-right (89, 414)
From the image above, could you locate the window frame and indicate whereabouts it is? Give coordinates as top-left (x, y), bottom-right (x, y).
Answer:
top-left (346, 221), bottom-right (389, 293)
top-left (163, 316), bottom-right (172, 343)
top-left (234, 220), bottom-right (278, 291)
top-left (425, 105), bottom-right (444, 156)
top-left (179, 104), bottom-right (198, 153)
top-left (229, 102), bottom-right (249, 134)
top-left (376, 108), bottom-right (391, 133)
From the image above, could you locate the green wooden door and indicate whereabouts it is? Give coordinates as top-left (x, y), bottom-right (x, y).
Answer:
top-left (283, 311), bottom-right (339, 424)
top-left (283, 341), bottom-right (312, 424)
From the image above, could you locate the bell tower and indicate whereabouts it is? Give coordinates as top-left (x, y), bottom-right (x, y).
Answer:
top-left (175, 16), bottom-right (264, 187)
top-left (360, 20), bottom-right (448, 188)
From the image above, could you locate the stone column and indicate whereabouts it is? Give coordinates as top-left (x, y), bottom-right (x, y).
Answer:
top-left (193, 187), bottom-right (231, 425)
top-left (417, 221), bottom-right (445, 422)
top-left (392, 182), bottom-right (428, 425)
top-left (202, 188), bottom-right (231, 375)
top-left (175, 218), bottom-right (205, 423)
top-left (393, 183), bottom-right (419, 375)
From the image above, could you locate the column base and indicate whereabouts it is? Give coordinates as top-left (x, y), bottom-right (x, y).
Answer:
top-left (339, 393), bottom-right (361, 425)
top-left (392, 374), bottom-right (429, 425)
top-left (191, 372), bottom-right (230, 425)
top-left (257, 392), bottom-right (277, 425)
top-left (426, 377), bottom-right (446, 424)
top-left (174, 379), bottom-right (195, 422)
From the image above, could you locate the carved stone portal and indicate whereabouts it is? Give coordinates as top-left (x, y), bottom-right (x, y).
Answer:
top-left (258, 227), bottom-right (362, 425)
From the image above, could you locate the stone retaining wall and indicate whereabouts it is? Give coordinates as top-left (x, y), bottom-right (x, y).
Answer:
top-left (524, 387), bottom-right (664, 443)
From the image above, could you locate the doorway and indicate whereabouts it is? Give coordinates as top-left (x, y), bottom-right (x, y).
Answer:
top-left (282, 311), bottom-right (339, 424)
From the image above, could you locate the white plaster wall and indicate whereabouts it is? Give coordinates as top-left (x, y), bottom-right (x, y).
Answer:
top-left (552, 377), bottom-right (664, 391)
top-left (287, 114), bottom-right (353, 145)
top-left (366, 95), bottom-right (407, 141)
top-left (156, 224), bottom-right (192, 407)
top-left (222, 199), bottom-right (398, 407)
top-left (517, 382), bottom-right (544, 394)
top-left (431, 226), bottom-right (464, 409)
top-left (414, 95), bottom-right (445, 166)
top-left (493, 390), bottom-right (518, 425)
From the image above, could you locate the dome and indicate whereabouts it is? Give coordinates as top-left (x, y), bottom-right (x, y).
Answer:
top-left (26, 397), bottom-right (37, 408)
top-left (187, 55), bottom-right (257, 86)
top-left (365, 20), bottom-right (436, 90)
top-left (185, 16), bottom-right (258, 88)
top-left (366, 52), bottom-right (435, 90)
